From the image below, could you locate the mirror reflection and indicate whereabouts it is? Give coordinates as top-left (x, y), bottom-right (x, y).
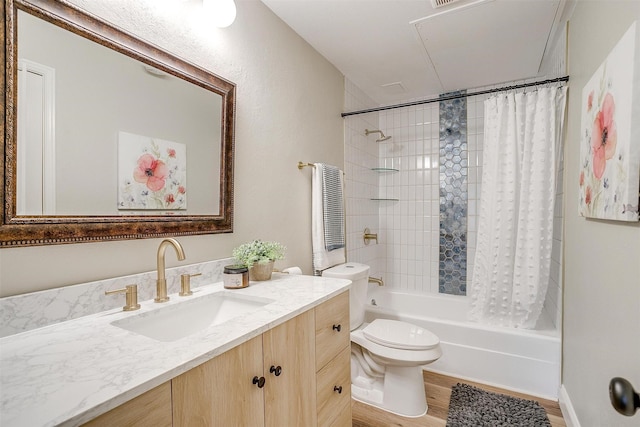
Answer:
top-left (17, 10), bottom-right (222, 216)
top-left (1, 0), bottom-right (235, 247)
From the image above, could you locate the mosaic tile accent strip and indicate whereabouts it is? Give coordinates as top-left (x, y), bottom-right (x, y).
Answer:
top-left (439, 92), bottom-right (468, 295)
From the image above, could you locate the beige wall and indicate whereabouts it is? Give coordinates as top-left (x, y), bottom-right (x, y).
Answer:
top-left (0, 0), bottom-right (345, 296)
top-left (564, 1), bottom-right (640, 425)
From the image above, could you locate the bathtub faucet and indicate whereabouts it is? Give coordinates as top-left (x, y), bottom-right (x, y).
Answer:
top-left (369, 276), bottom-right (384, 286)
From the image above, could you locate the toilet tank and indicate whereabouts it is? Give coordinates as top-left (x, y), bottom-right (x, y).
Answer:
top-left (321, 263), bottom-right (370, 331)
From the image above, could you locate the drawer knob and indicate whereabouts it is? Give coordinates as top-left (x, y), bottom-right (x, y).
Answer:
top-left (269, 365), bottom-right (282, 376)
top-left (252, 376), bottom-right (266, 388)
top-left (332, 324), bottom-right (341, 332)
top-left (334, 385), bottom-right (343, 394)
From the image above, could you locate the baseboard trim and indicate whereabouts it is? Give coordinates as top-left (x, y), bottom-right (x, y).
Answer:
top-left (559, 384), bottom-right (581, 427)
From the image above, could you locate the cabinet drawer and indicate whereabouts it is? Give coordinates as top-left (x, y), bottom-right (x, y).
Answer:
top-left (328, 402), bottom-right (352, 427)
top-left (316, 346), bottom-right (351, 427)
top-left (315, 291), bottom-right (350, 371)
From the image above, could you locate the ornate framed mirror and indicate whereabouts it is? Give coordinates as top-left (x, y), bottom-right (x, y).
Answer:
top-left (1, 0), bottom-right (235, 247)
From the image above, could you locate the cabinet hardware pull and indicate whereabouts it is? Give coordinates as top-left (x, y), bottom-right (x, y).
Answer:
top-left (332, 324), bottom-right (341, 332)
top-left (269, 365), bottom-right (282, 376)
top-left (252, 376), bottom-right (266, 388)
top-left (334, 385), bottom-right (343, 394)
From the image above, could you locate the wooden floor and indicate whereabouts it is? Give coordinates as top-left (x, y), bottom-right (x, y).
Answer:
top-left (352, 370), bottom-right (566, 427)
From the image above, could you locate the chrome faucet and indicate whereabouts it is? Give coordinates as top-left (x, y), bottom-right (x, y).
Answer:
top-left (155, 238), bottom-right (186, 303)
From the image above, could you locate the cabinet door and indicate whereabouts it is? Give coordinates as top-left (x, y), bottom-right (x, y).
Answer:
top-left (262, 310), bottom-right (317, 427)
top-left (81, 381), bottom-right (172, 427)
top-left (172, 335), bottom-right (265, 427)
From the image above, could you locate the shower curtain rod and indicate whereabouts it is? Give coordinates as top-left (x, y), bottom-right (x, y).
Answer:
top-left (340, 75), bottom-right (570, 117)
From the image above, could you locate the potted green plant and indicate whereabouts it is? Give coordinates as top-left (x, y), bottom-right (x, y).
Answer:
top-left (232, 240), bottom-right (286, 281)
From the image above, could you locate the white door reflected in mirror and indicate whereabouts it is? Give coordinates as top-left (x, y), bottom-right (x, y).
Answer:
top-left (17, 59), bottom-right (56, 215)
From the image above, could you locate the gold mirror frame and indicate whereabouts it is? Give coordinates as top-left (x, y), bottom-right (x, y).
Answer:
top-left (1, 0), bottom-right (235, 247)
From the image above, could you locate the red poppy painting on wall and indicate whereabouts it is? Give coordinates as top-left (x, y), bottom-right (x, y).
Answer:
top-left (579, 21), bottom-right (639, 222)
top-left (118, 131), bottom-right (187, 211)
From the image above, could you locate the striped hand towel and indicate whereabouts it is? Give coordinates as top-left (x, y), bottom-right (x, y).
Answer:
top-left (321, 164), bottom-right (345, 251)
top-left (312, 163), bottom-right (345, 273)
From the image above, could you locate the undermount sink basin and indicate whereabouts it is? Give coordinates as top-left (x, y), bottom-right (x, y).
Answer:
top-left (111, 291), bottom-right (274, 342)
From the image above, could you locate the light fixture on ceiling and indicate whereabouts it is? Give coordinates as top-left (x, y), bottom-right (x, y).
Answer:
top-left (143, 65), bottom-right (168, 78)
top-left (203, 0), bottom-right (237, 28)
top-left (431, 0), bottom-right (462, 8)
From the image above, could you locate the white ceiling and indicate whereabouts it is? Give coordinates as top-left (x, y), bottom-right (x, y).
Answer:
top-left (261, 0), bottom-right (569, 105)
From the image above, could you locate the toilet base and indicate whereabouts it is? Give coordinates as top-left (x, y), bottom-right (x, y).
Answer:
top-left (351, 364), bottom-right (428, 418)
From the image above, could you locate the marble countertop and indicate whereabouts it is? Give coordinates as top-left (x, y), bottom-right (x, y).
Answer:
top-left (0, 274), bottom-right (351, 427)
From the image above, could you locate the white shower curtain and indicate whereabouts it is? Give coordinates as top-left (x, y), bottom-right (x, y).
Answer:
top-left (469, 86), bottom-right (567, 329)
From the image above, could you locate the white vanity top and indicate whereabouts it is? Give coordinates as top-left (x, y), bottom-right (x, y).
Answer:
top-left (0, 274), bottom-right (351, 427)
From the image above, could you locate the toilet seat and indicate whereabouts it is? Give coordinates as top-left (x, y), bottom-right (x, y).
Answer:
top-left (351, 326), bottom-right (442, 367)
top-left (363, 319), bottom-right (439, 350)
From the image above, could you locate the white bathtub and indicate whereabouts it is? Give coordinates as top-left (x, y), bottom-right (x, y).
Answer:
top-left (364, 288), bottom-right (561, 399)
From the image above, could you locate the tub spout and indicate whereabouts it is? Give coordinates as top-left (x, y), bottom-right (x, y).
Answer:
top-left (369, 277), bottom-right (384, 286)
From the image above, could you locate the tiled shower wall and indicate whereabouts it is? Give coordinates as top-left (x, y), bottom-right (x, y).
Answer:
top-left (344, 80), bottom-right (483, 294)
top-left (343, 80), bottom-right (383, 279)
top-left (377, 96), bottom-right (483, 294)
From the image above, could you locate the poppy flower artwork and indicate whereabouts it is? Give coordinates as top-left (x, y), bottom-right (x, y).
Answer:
top-left (578, 21), bottom-right (639, 222)
top-left (118, 131), bottom-right (187, 210)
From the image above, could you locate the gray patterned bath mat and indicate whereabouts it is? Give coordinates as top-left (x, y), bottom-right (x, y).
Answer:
top-left (446, 383), bottom-right (551, 427)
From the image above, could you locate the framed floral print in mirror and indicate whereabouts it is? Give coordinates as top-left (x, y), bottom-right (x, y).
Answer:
top-left (579, 21), bottom-right (639, 222)
top-left (118, 132), bottom-right (188, 212)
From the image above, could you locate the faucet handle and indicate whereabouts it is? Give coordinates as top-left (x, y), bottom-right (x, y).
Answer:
top-left (105, 284), bottom-right (141, 311)
top-left (363, 228), bottom-right (378, 245)
top-left (180, 273), bottom-right (202, 296)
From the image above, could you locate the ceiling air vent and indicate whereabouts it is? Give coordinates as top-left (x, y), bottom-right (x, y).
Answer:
top-left (431, 0), bottom-right (462, 8)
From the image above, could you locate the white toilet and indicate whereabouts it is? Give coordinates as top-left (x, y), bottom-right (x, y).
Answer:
top-left (322, 262), bottom-right (442, 417)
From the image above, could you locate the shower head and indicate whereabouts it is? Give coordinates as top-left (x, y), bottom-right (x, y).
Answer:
top-left (365, 129), bottom-right (392, 142)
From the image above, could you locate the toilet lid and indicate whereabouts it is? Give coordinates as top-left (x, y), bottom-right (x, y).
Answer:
top-left (363, 319), bottom-right (440, 350)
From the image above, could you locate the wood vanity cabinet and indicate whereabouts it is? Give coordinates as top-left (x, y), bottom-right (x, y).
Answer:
top-left (172, 333), bottom-right (266, 425)
top-left (171, 291), bottom-right (351, 426)
top-left (86, 291), bottom-right (351, 427)
top-left (315, 291), bottom-right (351, 427)
top-left (173, 309), bottom-right (319, 426)
top-left (262, 309), bottom-right (317, 425)
top-left (81, 381), bottom-right (172, 427)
